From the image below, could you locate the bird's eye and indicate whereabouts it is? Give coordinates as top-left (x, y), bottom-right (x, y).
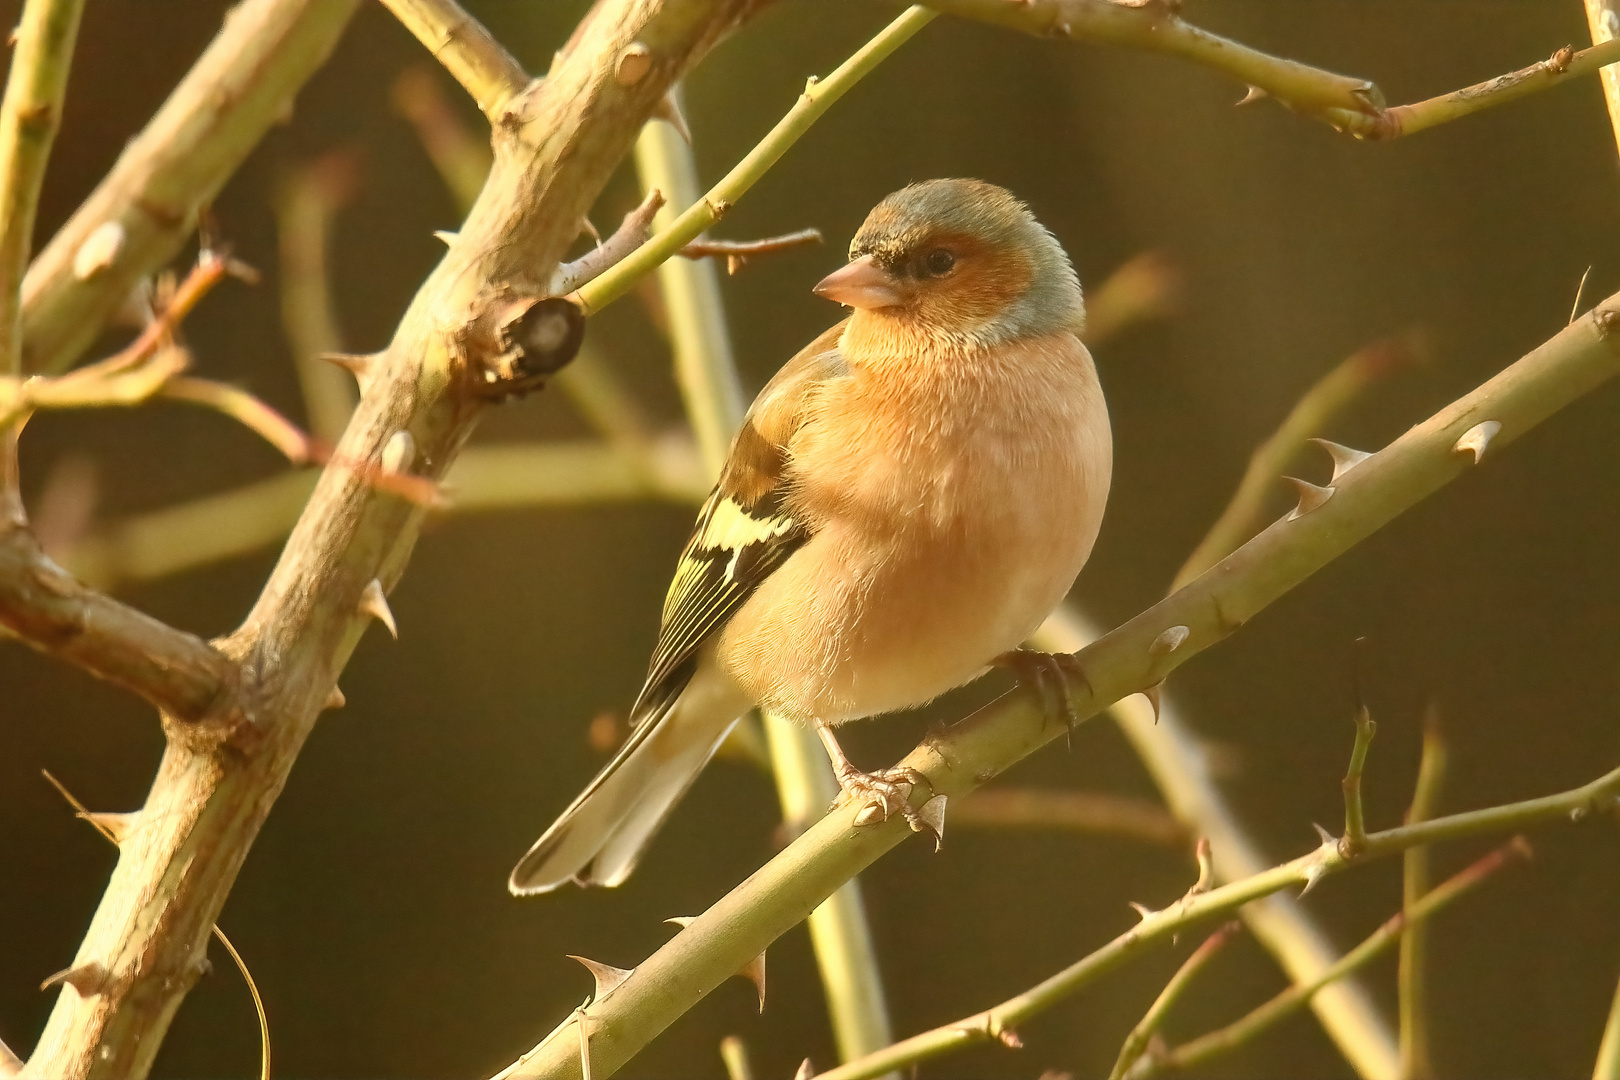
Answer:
top-left (922, 248), bottom-right (955, 277)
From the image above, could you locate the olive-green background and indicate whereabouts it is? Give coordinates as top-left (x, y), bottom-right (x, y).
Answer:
top-left (4, 2), bottom-right (1619, 1077)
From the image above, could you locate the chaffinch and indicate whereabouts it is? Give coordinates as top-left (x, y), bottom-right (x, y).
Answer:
top-left (510, 178), bottom-right (1112, 895)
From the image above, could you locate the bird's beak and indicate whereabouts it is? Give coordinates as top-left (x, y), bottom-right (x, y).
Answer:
top-left (813, 255), bottom-right (902, 310)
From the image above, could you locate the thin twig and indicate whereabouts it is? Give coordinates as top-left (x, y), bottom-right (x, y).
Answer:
top-left (1171, 331), bottom-right (1421, 592)
top-left (815, 805), bottom-right (1544, 1080)
top-left (1080, 250), bottom-right (1181, 347)
top-left (678, 227), bottom-right (823, 274)
top-left (951, 787), bottom-right (1187, 848)
top-left (1108, 922), bottom-right (1241, 1080)
top-left (0, 0), bottom-right (85, 380)
top-left (392, 65), bottom-right (493, 212)
top-left (23, 0), bottom-right (360, 376)
top-left (377, 0), bottom-right (529, 120)
top-left (159, 377), bottom-right (314, 464)
top-left (575, 6), bottom-right (937, 316)
top-left (1341, 640), bottom-right (1377, 857)
top-left (1136, 839), bottom-right (1531, 1079)
top-left (928, 0), bottom-right (1620, 140)
top-left (1398, 705), bottom-right (1446, 1080)
top-left (274, 150), bottom-right (361, 441)
top-left (501, 279), bottom-right (1620, 1080)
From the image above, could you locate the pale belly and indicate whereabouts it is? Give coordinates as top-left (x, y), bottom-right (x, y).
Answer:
top-left (717, 430), bottom-right (1109, 723)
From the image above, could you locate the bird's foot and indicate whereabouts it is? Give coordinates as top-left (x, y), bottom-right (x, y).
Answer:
top-left (832, 764), bottom-right (946, 848)
top-left (994, 648), bottom-right (1090, 750)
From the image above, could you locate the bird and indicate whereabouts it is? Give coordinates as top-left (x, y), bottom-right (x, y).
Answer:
top-left (509, 178), bottom-right (1112, 895)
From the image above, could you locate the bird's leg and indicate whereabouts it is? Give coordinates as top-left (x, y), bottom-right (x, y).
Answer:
top-left (993, 648), bottom-right (1091, 751)
top-left (815, 721), bottom-right (926, 828)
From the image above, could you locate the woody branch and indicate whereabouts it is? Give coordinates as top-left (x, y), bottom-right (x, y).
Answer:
top-left (13, 3), bottom-right (761, 1078)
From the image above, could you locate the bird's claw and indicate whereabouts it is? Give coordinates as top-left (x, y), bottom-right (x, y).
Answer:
top-left (837, 765), bottom-right (933, 835)
top-left (994, 648), bottom-right (1090, 749)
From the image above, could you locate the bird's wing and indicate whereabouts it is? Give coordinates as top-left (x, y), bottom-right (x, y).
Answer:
top-left (629, 321), bottom-right (849, 724)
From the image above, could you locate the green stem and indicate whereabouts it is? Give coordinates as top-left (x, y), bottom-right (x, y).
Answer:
top-left (1108, 922), bottom-right (1241, 1080)
top-left (575, 6), bottom-right (936, 316)
top-left (1140, 839), bottom-right (1530, 1078)
top-left (0, 0), bottom-right (84, 380)
top-left (1171, 333), bottom-right (1417, 592)
top-left (500, 277), bottom-right (1620, 1080)
top-left (1596, 967), bottom-right (1620, 1080)
top-left (1398, 707), bottom-right (1446, 1080)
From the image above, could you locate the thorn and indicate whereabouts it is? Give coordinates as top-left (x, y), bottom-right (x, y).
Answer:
top-left (1283, 476), bottom-right (1334, 521)
top-left (433, 230), bottom-right (457, 246)
top-left (614, 42), bottom-right (653, 86)
top-left (793, 1058), bottom-right (815, 1080)
top-left (1149, 624), bottom-right (1189, 657)
top-left (1236, 84), bottom-right (1268, 106)
top-left (996, 1027), bottom-right (1024, 1049)
top-left (1311, 822), bottom-right (1336, 847)
top-left (324, 685), bottom-right (346, 711)
top-left (381, 430), bottom-right (415, 475)
top-left (1569, 265), bottom-right (1593, 325)
top-left (650, 89), bottom-right (691, 144)
top-left (577, 215), bottom-right (601, 246)
top-left (1129, 901), bottom-right (1157, 922)
top-left (568, 955), bottom-right (634, 1002)
top-left (1298, 862), bottom-right (1326, 897)
top-left (78, 811), bottom-right (136, 845)
top-left (1189, 836), bottom-right (1213, 895)
top-left (40, 962), bottom-right (106, 996)
top-left (72, 220), bottom-right (125, 280)
top-left (741, 948), bottom-right (766, 1013)
top-left (1452, 420), bottom-right (1501, 464)
top-left (321, 352), bottom-right (375, 391)
top-left (726, 254), bottom-right (743, 275)
top-left (358, 579), bottom-right (397, 638)
top-left (910, 794), bottom-right (947, 852)
top-left (1310, 438), bottom-right (1373, 483)
top-left (1139, 681), bottom-right (1163, 722)
top-left (664, 915), bottom-right (695, 930)
top-left (853, 801), bottom-right (886, 827)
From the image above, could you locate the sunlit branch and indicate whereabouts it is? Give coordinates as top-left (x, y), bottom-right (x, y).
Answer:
top-left (377, 0), bottom-right (528, 119)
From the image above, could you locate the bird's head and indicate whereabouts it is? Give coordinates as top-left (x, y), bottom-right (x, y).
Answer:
top-left (814, 178), bottom-right (1083, 348)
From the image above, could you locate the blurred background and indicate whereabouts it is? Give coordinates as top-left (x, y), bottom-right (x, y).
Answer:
top-left (4, 1), bottom-right (1620, 1077)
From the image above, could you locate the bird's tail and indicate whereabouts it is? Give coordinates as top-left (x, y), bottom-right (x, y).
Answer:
top-left (508, 664), bottom-right (747, 895)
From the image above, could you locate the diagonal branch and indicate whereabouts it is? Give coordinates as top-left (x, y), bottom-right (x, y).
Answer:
top-left (497, 278), bottom-right (1620, 1079)
top-left (21, 0), bottom-right (360, 376)
top-left (377, 0), bottom-right (529, 120)
top-left (0, 523), bottom-right (235, 723)
top-left (22, 2), bottom-right (765, 1078)
top-left (925, 0), bottom-right (1620, 140)
top-left (0, 0), bottom-right (85, 379)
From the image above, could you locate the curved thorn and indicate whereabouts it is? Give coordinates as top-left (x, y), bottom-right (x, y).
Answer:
top-left (1453, 420), bottom-right (1501, 464)
top-left (1310, 437), bottom-right (1373, 483)
top-left (358, 579), bottom-right (397, 638)
top-left (568, 955), bottom-right (634, 1002)
top-left (1283, 476), bottom-right (1335, 521)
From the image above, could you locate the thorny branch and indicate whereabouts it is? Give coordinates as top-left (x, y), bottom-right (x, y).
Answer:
top-left (22, 0), bottom-right (360, 376)
top-left (500, 274), bottom-right (1620, 1079)
top-left (16, 2), bottom-right (764, 1078)
top-left (1130, 839), bottom-right (1531, 1080)
top-left (377, 0), bottom-right (529, 120)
